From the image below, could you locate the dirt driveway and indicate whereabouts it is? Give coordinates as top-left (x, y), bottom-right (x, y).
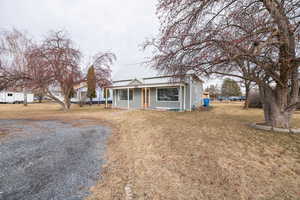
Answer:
top-left (0, 119), bottom-right (110, 200)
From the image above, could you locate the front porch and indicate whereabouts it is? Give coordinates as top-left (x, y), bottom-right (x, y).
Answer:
top-left (106, 83), bottom-right (191, 111)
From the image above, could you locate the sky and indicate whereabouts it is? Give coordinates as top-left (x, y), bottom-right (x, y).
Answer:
top-left (0, 0), bottom-right (160, 80)
top-left (0, 0), bottom-right (222, 88)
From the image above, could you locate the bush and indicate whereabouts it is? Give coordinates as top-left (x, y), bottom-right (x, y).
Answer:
top-left (248, 91), bottom-right (262, 108)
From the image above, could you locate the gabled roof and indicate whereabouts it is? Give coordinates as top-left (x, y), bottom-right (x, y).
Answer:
top-left (128, 78), bottom-right (143, 86)
top-left (74, 82), bottom-right (88, 90)
top-left (110, 73), bottom-right (203, 89)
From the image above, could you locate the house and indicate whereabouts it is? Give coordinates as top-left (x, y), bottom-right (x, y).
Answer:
top-left (0, 91), bottom-right (34, 104)
top-left (108, 73), bottom-right (204, 111)
top-left (71, 82), bottom-right (112, 104)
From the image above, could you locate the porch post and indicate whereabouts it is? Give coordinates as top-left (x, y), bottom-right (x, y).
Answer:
top-left (148, 88), bottom-right (151, 108)
top-left (127, 88), bottom-right (130, 109)
top-left (105, 88), bottom-right (108, 108)
top-left (141, 88), bottom-right (144, 109)
top-left (114, 89), bottom-right (117, 107)
top-left (190, 77), bottom-right (192, 111)
top-left (183, 85), bottom-right (186, 111)
top-left (179, 86), bottom-right (182, 111)
top-left (111, 89), bottom-right (115, 108)
top-left (144, 88), bottom-right (147, 108)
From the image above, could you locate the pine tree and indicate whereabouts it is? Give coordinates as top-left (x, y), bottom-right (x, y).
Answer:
top-left (87, 65), bottom-right (96, 105)
top-left (221, 78), bottom-right (242, 97)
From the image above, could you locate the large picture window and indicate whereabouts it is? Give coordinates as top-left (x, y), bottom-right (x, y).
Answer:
top-left (157, 88), bottom-right (179, 102)
top-left (119, 89), bottom-right (133, 100)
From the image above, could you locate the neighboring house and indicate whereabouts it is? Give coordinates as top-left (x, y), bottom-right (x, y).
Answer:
top-left (47, 83), bottom-right (112, 104)
top-left (0, 91), bottom-right (34, 104)
top-left (48, 86), bottom-right (65, 102)
top-left (108, 73), bottom-right (204, 111)
top-left (71, 82), bottom-right (112, 104)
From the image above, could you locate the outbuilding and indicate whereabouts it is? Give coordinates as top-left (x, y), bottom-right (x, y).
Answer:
top-left (0, 91), bottom-right (34, 104)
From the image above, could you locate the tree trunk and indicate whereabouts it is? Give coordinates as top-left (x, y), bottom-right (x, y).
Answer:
top-left (23, 88), bottom-right (28, 107)
top-left (259, 86), bottom-right (295, 128)
top-left (64, 96), bottom-right (71, 110)
top-left (45, 89), bottom-right (69, 111)
top-left (270, 108), bottom-right (291, 128)
top-left (244, 81), bottom-right (250, 109)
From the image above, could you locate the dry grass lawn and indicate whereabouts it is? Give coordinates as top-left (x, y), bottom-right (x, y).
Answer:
top-left (0, 102), bottom-right (299, 200)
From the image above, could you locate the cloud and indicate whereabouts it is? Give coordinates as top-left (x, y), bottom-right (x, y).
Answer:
top-left (0, 0), bottom-right (159, 79)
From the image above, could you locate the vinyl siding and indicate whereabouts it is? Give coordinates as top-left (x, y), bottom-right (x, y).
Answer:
top-left (113, 75), bottom-right (203, 111)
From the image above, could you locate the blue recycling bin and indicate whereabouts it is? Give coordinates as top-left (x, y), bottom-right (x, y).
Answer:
top-left (203, 98), bottom-right (210, 107)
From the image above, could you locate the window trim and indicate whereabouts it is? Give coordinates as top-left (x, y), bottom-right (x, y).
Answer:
top-left (156, 87), bottom-right (180, 102)
top-left (118, 89), bottom-right (134, 101)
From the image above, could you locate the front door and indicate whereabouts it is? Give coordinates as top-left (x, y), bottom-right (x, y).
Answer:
top-left (142, 88), bottom-right (150, 108)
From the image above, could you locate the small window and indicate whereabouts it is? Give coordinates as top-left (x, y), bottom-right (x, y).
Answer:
top-left (119, 89), bottom-right (133, 100)
top-left (157, 88), bottom-right (179, 102)
top-left (7, 93), bottom-right (13, 97)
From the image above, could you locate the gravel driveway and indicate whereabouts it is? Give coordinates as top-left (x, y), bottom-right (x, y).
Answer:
top-left (0, 119), bottom-right (110, 200)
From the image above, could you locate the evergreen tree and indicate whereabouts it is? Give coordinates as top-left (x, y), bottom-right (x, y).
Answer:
top-left (221, 78), bottom-right (242, 97)
top-left (87, 65), bottom-right (96, 105)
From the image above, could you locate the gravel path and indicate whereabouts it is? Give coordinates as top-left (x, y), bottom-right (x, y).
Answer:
top-left (0, 119), bottom-right (110, 200)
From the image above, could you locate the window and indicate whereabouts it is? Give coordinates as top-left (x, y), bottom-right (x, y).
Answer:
top-left (157, 88), bottom-right (179, 102)
top-left (7, 93), bottom-right (13, 97)
top-left (119, 89), bottom-right (133, 100)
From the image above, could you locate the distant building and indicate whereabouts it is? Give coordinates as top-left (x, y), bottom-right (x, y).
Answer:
top-left (0, 91), bottom-right (34, 104)
top-left (71, 82), bottom-right (112, 104)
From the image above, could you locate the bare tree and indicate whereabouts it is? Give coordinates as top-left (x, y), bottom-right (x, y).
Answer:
top-left (27, 31), bottom-right (82, 110)
top-left (1, 29), bottom-right (116, 111)
top-left (145, 0), bottom-right (300, 128)
top-left (91, 52), bottom-right (115, 88)
top-left (205, 84), bottom-right (220, 100)
top-left (0, 29), bottom-right (32, 105)
top-left (1, 30), bottom-right (83, 111)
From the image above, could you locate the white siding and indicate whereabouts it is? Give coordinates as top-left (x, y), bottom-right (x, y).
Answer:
top-left (71, 87), bottom-right (112, 103)
top-left (0, 92), bottom-right (34, 103)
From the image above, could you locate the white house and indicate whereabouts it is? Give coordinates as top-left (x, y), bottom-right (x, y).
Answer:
top-left (71, 82), bottom-right (112, 104)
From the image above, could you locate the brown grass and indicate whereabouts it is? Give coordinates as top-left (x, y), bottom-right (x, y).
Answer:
top-left (0, 102), bottom-right (300, 200)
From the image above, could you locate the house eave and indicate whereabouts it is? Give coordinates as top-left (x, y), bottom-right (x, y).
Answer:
top-left (108, 82), bottom-right (186, 89)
